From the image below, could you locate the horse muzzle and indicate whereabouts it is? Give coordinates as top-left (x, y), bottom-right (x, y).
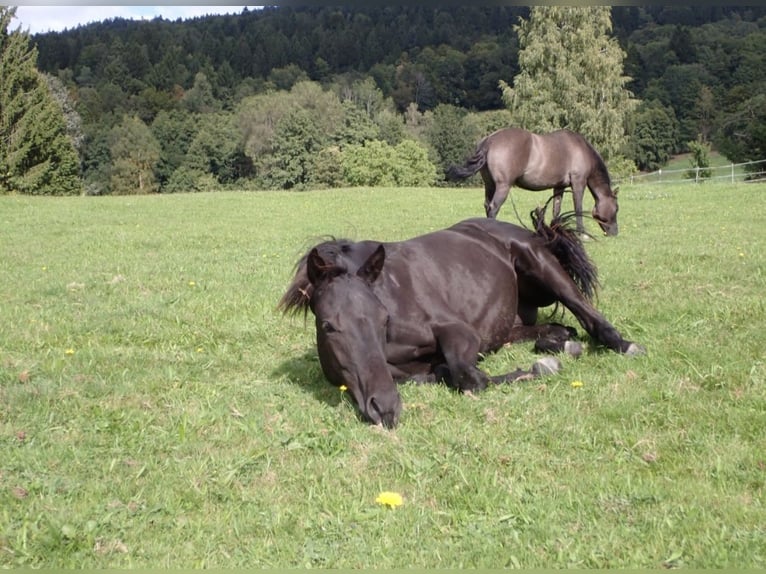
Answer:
top-left (363, 387), bottom-right (402, 428)
top-left (599, 222), bottom-right (618, 236)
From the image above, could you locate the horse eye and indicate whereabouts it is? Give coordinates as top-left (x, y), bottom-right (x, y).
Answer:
top-left (321, 320), bottom-right (337, 334)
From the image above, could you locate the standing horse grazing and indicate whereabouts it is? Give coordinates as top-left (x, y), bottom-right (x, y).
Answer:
top-left (279, 210), bottom-right (643, 428)
top-left (447, 127), bottom-right (620, 236)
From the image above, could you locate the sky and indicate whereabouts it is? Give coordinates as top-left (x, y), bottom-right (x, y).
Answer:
top-left (12, 6), bottom-right (251, 35)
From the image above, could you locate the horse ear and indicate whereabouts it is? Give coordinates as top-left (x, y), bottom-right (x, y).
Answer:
top-left (357, 244), bottom-right (385, 283)
top-left (307, 248), bottom-right (331, 286)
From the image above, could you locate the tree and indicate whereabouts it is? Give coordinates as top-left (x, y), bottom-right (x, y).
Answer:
top-left (109, 115), bottom-right (160, 194)
top-left (715, 93), bottom-right (766, 174)
top-left (151, 109), bottom-right (199, 189)
top-left (182, 72), bottom-right (221, 114)
top-left (651, 64), bottom-right (713, 143)
top-left (262, 108), bottom-right (326, 189)
top-left (184, 112), bottom-right (248, 185)
top-left (332, 100), bottom-right (379, 146)
top-left (500, 7), bottom-right (637, 162)
top-left (424, 104), bottom-right (473, 179)
top-left (631, 99), bottom-right (680, 171)
top-left (0, 7), bottom-right (81, 195)
top-left (684, 136), bottom-right (712, 182)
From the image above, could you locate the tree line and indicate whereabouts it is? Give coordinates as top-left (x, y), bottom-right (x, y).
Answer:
top-left (2, 6), bottom-right (765, 195)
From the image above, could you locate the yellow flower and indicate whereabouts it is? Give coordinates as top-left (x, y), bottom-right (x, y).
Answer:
top-left (188, 281), bottom-right (196, 287)
top-left (570, 380), bottom-right (584, 388)
top-left (339, 385), bottom-right (348, 392)
top-left (375, 491), bottom-right (403, 508)
top-left (64, 348), bottom-right (75, 355)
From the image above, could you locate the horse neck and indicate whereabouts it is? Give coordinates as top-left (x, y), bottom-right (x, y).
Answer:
top-left (586, 163), bottom-right (613, 200)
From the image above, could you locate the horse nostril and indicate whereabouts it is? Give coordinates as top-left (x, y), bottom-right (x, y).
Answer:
top-left (369, 397), bottom-right (382, 419)
top-left (367, 394), bottom-right (400, 428)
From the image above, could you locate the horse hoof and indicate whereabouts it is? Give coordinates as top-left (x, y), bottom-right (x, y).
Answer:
top-left (532, 356), bottom-right (561, 376)
top-left (564, 340), bottom-right (583, 358)
top-left (624, 342), bottom-right (646, 356)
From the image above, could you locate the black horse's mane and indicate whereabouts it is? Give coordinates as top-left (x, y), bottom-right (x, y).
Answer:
top-left (531, 205), bottom-right (599, 301)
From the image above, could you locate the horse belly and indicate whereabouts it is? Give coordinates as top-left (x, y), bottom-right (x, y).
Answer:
top-left (518, 153), bottom-right (570, 190)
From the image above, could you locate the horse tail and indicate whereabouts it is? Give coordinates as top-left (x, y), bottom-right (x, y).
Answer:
top-left (531, 205), bottom-right (599, 301)
top-left (445, 139), bottom-right (488, 181)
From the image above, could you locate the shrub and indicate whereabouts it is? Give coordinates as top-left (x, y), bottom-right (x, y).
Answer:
top-left (341, 139), bottom-right (437, 187)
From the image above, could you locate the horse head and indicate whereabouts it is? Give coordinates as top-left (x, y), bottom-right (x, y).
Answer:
top-left (592, 185), bottom-right (619, 236)
top-left (306, 244), bottom-right (402, 428)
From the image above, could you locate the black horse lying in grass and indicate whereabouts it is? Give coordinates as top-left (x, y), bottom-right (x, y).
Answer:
top-left (280, 210), bottom-right (643, 428)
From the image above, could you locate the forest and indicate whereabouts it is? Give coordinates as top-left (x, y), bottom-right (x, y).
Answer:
top-left (9, 6), bottom-right (766, 194)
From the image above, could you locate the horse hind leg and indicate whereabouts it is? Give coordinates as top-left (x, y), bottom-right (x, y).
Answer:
top-left (483, 169), bottom-right (510, 219)
top-left (488, 356), bottom-right (562, 384)
top-left (508, 322), bottom-right (583, 358)
top-left (533, 329), bottom-right (584, 358)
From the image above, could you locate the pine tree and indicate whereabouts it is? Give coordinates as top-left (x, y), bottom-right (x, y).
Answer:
top-left (0, 7), bottom-right (82, 195)
top-left (500, 7), bottom-right (636, 162)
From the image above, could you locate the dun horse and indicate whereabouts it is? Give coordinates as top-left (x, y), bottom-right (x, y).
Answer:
top-left (280, 210), bottom-right (642, 428)
top-left (447, 127), bottom-right (620, 236)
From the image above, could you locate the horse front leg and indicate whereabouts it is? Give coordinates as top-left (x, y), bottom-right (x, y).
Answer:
top-left (515, 247), bottom-right (645, 355)
top-left (432, 322), bottom-right (489, 392)
top-left (552, 187), bottom-right (565, 219)
top-left (571, 183), bottom-right (586, 235)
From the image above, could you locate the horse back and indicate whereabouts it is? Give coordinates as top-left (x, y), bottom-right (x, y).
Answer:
top-left (374, 225), bottom-right (520, 351)
top-left (486, 128), bottom-right (598, 189)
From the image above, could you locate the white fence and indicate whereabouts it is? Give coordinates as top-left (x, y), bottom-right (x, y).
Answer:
top-left (616, 158), bottom-right (766, 186)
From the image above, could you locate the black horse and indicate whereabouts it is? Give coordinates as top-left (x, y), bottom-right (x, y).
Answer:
top-left (447, 127), bottom-right (620, 236)
top-left (279, 211), bottom-right (643, 428)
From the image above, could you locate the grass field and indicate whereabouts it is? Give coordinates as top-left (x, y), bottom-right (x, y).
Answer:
top-left (1, 183), bottom-right (765, 568)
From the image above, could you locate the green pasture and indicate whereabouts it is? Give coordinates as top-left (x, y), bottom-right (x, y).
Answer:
top-left (1, 183), bottom-right (765, 568)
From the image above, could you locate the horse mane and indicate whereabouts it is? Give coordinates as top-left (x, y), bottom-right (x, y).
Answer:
top-left (531, 206), bottom-right (599, 301)
top-left (278, 237), bottom-right (356, 317)
top-left (578, 135), bottom-right (614, 195)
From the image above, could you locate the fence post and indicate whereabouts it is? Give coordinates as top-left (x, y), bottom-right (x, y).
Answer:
top-left (731, 163), bottom-right (735, 183)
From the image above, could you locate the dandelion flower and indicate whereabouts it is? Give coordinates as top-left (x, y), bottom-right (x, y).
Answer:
top-left (188, 281), bottom-right (196, 287)
top-left (65, 348), bottom-right (75, 355)
top-left (570, 380), bottom-right (584, 388)
top-left (339, 385), bottom-right (348, 392)
top-left (375, 491), bottom-right (403, 508)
